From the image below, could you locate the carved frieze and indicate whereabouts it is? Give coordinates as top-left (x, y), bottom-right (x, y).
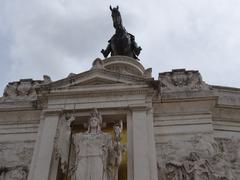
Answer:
top-left (0, 142), bottom-right (34, 180)
top-left (157, 135), bottom-right (240, 180)
top-left (159, 69), bottom-right (209, 92)
top-left (0, 166), bottom-right (28, 180)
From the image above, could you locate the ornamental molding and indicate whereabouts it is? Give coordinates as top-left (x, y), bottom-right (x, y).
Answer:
top-left (159, 69), bottom-right (209, 92)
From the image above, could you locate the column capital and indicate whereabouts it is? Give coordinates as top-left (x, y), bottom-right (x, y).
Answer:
top-left (42, 108), bottom-right (63, 117)
top-left (128, 104), bottom-right (152, 111)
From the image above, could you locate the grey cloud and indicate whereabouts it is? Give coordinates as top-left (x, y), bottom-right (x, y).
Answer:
top-left (138, 0), bottom-right (240, 87)
top-left (0, 0), bottom-right (240, 94)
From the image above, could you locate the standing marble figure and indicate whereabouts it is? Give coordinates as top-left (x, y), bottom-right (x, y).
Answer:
top-left (54, 109), bottom-right (126, 180)
top-left (71, 109), bottom-right (112, 180)
top-left (108, 121), bottom-right (126, 180)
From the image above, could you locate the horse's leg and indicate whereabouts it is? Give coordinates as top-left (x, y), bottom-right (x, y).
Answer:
top-left (101, 43), bottom-right (111, 58)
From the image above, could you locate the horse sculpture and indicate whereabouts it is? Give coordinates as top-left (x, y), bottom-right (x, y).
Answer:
top-left (101, 6), bottom-right (142, 60)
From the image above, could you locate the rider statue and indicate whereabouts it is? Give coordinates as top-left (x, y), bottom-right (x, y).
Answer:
top-left (101, 6), bottom-right (142, 60)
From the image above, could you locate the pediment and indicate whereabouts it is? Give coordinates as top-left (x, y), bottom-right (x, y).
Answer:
top-left (41, 69), bottom-right (151, 90)
top-left (70, 76), bottom-right (123, 86)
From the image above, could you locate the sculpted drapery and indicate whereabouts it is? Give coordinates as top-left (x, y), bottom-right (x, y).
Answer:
top-left (55, 109), bottom-right (125, 180)
top-left (72, 133), bottom-right (111, 180)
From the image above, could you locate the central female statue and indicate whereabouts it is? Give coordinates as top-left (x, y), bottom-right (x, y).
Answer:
top-left (72, 109), bottom-right (112, 180)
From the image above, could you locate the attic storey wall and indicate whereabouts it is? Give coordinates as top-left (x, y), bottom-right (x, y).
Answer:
top-left (153, 98), bottom-right (216, 143)
top-left (0, 109), bottom-right (41, 178)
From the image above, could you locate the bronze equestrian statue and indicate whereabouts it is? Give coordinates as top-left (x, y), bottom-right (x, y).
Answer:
top-left (101, 6), bottom-right (142, 60)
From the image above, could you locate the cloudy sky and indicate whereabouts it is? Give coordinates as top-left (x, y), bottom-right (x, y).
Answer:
top-left (1, 0), bottom-right (240, 94)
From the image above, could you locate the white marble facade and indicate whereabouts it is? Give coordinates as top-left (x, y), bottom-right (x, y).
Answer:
top-left (0, 56), bottom-right (240, 180)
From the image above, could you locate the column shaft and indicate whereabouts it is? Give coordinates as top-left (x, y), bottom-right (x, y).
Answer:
top-left (28, 115), bottom-right (59, 180)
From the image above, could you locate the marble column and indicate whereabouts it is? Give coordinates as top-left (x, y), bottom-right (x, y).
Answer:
top-left (131, 107), bottom-right (158, 180)
top-left (146, 108), bottom-right (158, 180)
top-left (28, 112), bottom-right (60, 180)
top-left (127, 111), bottom-right (134, 180)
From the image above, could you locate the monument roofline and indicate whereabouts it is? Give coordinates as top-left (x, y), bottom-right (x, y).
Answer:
top-left (36, 56), bottom-right (153, 91)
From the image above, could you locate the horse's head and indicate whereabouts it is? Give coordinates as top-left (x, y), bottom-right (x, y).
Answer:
top-left (110, 6), bottom-right (123, 30)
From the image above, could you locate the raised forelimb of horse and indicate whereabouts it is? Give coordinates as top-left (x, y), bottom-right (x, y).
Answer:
top-left (101, 43), bottom-right (111, 58)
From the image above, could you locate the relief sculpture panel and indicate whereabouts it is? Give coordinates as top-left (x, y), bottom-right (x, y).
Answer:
top-left (157, 135), bottom-right (240, 180)
top-left (0, 142), bottom-right (34, 180)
